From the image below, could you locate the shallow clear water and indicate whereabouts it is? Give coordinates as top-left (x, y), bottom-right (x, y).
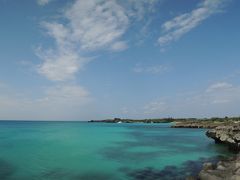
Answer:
top-left (0, 121), bottom-right (232, 180)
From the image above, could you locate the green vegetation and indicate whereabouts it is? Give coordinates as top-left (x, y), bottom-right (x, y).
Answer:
top-left (88, 117), bottom-right (240, 124)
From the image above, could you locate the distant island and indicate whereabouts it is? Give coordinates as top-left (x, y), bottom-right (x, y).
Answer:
top-left (89, 117), bottom-right (175, 123)
top-left (89, 116), bottom-right (240, 128)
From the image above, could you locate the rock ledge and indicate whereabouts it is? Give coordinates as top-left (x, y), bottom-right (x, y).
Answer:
top-left (206, 125), bottom-right (240, 151)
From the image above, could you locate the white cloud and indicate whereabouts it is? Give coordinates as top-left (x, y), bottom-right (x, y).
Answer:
top-left (65, 0), bottom-right (129, 51)
top-left (39, 84), bottom-right (90, 105)
top-left (158, 0), bottom-right (228, 47)
top-left (202, 82), bottom-right (240, 105)
top-left (37, 0), bottom-right (165, 82)
top-left (130, 81), bottom-right (240, 118)
top-left (126, 0), bottom-right (160, 20)
top-left (37, 48), bottom-right (87, 81)
top-left (37, 0), bottom-right (52, 6)
top-left (133, 64), bottom-right (169, 74)
top-left (111, 41), bottom-right (128, 52)
top-left (0, 84), bottom-right (92, 120)
top-left (38, 0), bottom-right (130, 81)
top-left (206, 82), bottom-right (233, 93)
top-left (189, 82), bottom-right (240, 106)
top-left (42, 22), bottom-right (70, 49)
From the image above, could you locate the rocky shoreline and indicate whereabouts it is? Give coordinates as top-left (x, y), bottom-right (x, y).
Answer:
top-left (198, 155), bottom-right (240, 180)
top-left (171, 120), bottom-right (240, 179)
top-left (188, 124), bottom-right (240, 180)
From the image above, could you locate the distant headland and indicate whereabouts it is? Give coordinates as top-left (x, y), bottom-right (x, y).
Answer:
top-left (89, 116), bottom-right (240, 128)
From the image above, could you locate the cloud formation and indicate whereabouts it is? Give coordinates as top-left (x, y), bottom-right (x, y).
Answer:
top-left (133, 64), bottom-right (169, 74)
top-left (37, 49), bottom-right (85, 81)
top-left (158, 0), bottom-right (227, 47)
top-left (126, 0), bottom-right (160, 20)
top-left (39, 84), bottom-right (90, 105)
top-left (37, 0), bottom-right (161, 81)
top-left (37, 0), bottom-right (130, 81)
top-left (203, 82), bottom-right (239, 105)
top-left (0, 84), bottom-right (91, 120)
top-left (111, 41), bottom-right (128, 52)
top-left (132, 81), bottom-right (240, 118)
top-left (65, 0), bottom-right (129, 50)
top-left (37, 0), bottom-right (52, 6)
top-left (206, 82), bottom-right (233, 93)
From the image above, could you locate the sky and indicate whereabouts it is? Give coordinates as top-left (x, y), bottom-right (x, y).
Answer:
top-left (0, 0), bottom-right (240, 120)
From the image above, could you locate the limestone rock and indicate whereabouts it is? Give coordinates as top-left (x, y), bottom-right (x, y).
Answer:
top-left (206, 125), bottom-right (240, 151)
top-left (199, 155), bottom-right (240, 180)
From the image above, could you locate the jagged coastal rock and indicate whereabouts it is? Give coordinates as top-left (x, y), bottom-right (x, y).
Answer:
top-left (195, 125), bottom-right (240, 180)
top-left (206, 125), bottom-right (240, 151)
top-left (198, 155), bottom-right (240, 180)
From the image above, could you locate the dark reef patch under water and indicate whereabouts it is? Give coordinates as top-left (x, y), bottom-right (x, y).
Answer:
top-left (121, 156), bottom-right (224, 180)
top-left (30, 156), bottom-right (225, 180)
top-left (0, 122), bottom-right (234, 180)
top-left (101, 124), bottom-right (230, 163)
top-left (0, 159), bottom-right (15, 180)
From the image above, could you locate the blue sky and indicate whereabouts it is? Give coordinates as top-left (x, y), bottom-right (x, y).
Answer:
top-left (0, 0), bottom-right (240, 120)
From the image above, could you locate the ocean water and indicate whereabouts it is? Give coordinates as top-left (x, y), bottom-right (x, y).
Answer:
top-left (0, 121), bottom-right (232, 180)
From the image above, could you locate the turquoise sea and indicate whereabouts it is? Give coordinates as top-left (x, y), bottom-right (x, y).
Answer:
top-left (0, 121), bottom-right (232, 180)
